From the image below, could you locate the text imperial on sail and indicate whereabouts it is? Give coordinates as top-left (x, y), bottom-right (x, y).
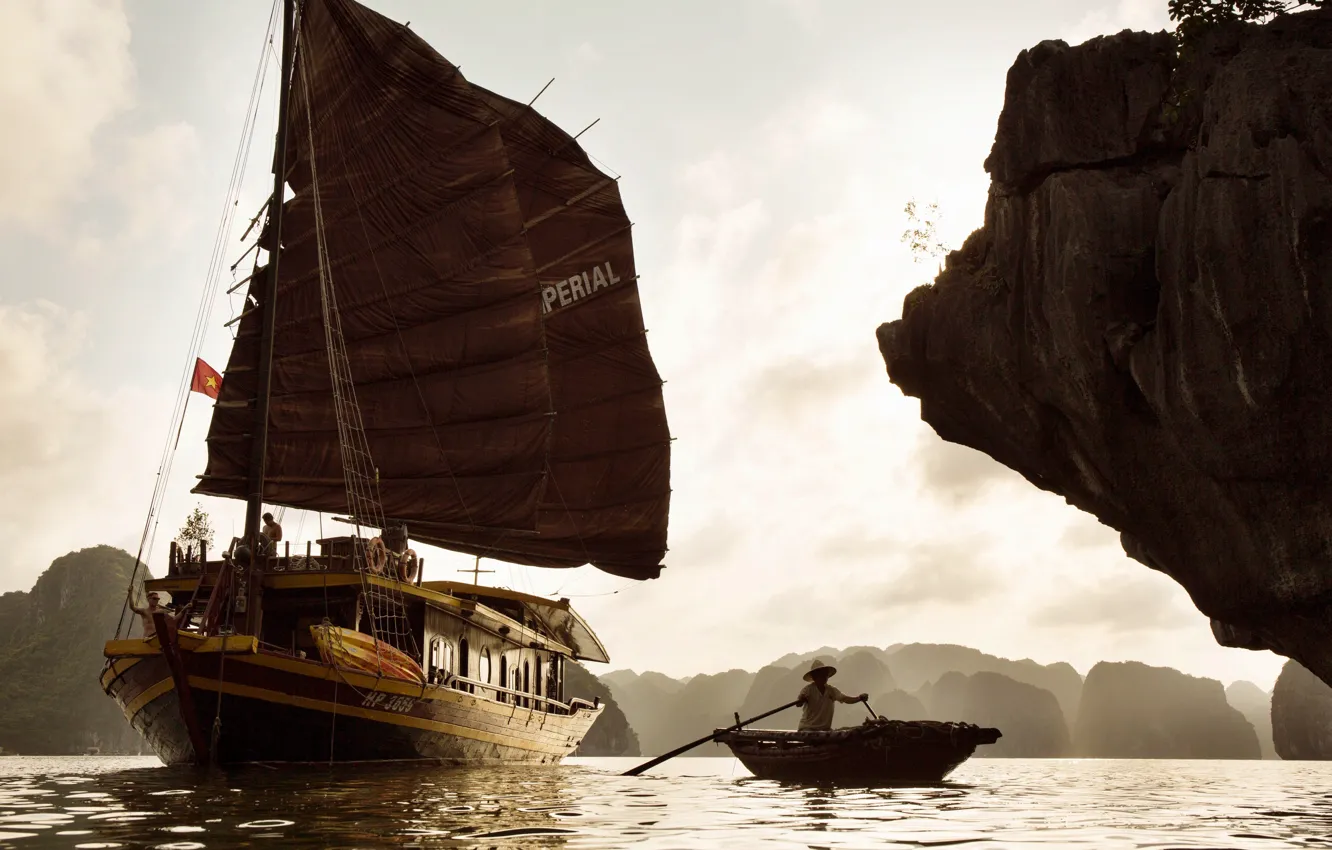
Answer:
top-left (541, 261), bottom-right (622, 314)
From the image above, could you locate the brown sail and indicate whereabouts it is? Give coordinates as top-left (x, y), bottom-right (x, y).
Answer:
top-left (194, 0), bottom-right (670, 580)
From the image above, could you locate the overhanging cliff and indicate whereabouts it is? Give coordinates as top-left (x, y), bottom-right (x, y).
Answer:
top-left (878, 11), bottom-right (1332, 684)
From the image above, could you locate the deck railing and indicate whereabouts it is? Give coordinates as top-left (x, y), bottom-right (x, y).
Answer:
top-left (441, 674), bottom-right (599, 716)
top-left (169, 538), bottom-right (423, 585)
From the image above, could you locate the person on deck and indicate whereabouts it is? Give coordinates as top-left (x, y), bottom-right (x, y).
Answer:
top-left (128, 591), bottom-right (163, 640)
top-left (262, 512), bottom-right (283, 544)
top-left (795, 659), bottom-right (868, 731)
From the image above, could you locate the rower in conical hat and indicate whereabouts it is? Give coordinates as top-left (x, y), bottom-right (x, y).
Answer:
top-left (796, 659), bottom-right (868, 731)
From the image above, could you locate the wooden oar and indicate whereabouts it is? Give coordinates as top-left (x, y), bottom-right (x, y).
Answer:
top-left (621, 699), bottom-right (800, 776)
top-left (861, 696), bottom-right (878, 719)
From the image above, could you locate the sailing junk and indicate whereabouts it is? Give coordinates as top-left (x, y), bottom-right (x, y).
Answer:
top-left (101, 0), bottom-right (669, 765)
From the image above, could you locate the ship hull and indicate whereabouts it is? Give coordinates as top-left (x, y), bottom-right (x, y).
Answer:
top-left (102, 647), bottom-right (599, 765)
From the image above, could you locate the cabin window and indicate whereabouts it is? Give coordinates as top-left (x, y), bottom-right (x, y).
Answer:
top-left (498, 655), bottom-right (508, 703)
top-left (478, 648), bottom-right (492, 685)
top-left (458, 638), bottom-right (471, 692)
top-left (535, 657), bottom-right (544, 700)
top-left (522, 660), bottom-right (531, 707)
top-left (428, 638), bottom-right (454, 685)
top-left (547, 656), bottom-right (560, 705)
top-left (431, 639), bottom-right (447, 687)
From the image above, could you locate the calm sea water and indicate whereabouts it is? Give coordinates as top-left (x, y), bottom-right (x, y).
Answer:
top-left (0, 755), bottom-right (1329, 848)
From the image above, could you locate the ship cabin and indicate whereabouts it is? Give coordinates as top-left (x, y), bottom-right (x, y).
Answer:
top-left (145, 534), bottom-right (608, 717)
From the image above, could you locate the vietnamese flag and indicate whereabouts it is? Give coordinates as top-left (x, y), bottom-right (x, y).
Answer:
top-left (190, 358), bottom-right (223, 399)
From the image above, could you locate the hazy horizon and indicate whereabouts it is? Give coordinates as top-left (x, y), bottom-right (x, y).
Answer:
top-left (0, 0), bottom-right (1289, 692)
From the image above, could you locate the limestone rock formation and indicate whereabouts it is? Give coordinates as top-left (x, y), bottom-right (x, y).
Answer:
top-left (885, 643), bottom-right (1083, 724)
top-left (869, 688), bottom-right (928, 720)
top-left (1073, 661), bottom-right (1259, 758)
top-left (878, 11), bottom-right (1332, 683)
top-left (564, 663), bottom-right (641, 757)
top-left (1225, 680), bottom-right (1277, 758)
top-left (735, 651), bottom-right (896, 730)
top-left (603, 668), bottom-right (756, 756)
top-left (734, 661), bottom-right (825, 730)
top-left (1271, 659), bottom-right (1332, 759)
top-left (0, 546), bottom-right (149, 755)
top-left (925, 671), bottom-right (1070, 757)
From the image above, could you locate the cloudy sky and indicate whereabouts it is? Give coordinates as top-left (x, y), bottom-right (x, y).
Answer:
top-left (1, 0), bottom-right (1288, 690)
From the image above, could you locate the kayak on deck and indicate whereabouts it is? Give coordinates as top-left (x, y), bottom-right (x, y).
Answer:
top-left (715, 718), bottom-right (1001, 784)
top-left (309, 623), bottom-right (425, 684)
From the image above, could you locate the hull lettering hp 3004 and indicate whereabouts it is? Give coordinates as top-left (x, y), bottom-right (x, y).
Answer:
top-left (542, 261), bottom-right (622, 314)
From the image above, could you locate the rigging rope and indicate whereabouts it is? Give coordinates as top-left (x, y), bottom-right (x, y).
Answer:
top-left (116, 0), bottom-right (283, 638)
top-left (298, 35), bottom-right (419, 663)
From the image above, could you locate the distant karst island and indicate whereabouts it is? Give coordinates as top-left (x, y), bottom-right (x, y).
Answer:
top-left (5, 545), bottom-right (1332, 761)
top-left (599, 648), bottom-right (1332, 761)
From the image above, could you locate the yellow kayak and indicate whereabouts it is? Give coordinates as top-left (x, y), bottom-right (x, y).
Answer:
top-left (309, 624), bottom-right (425, 684)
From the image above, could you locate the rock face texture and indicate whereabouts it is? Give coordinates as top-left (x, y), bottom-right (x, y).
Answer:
top-left (0, 547), bottom-right (149, 755)
top-left (1271, 659), bottom-right (1332, 758)
top-left (878, 10), bottom-right (1332, 684)
top-left (1074, 662), bottom-right (1259, 758)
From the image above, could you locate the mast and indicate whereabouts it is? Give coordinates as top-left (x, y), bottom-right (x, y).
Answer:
top-left (245, 0), bottom-right (296, 548)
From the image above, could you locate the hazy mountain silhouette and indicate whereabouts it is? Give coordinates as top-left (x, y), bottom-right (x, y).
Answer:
top-left (868, 689), bottom-right (926, 720)
top-left (564, 662), bottom-right (640, 757)
top-left (1271, 660), bottom-right (1332, 760)
top-left (603, 668), bottom-right (757, 756)
top-left (0, 546), bottom-right (149, 755)
top-left (606, 644), bottom-right (1079, 757)
top-left (924, 671), bottom-right (1069, 757)
top-left (1074, 662), bottom-right (1259, 758)
top-left (602, 669), bottom-right (684, 695)
top-left (731, 651), bottom-right (895, 731)
top-left (733, 661), bottom-right (820, 730)
top-left (601, 646), bottom-right (1282, 759)
top-left (884, 644), bottom-right (1083, 725)
top-left (769, 646), bottom-right (841, 669)
top-left (838, 650), bottom-right (897, 696)
top-left (1225, 680), bottom-right (1276, 759)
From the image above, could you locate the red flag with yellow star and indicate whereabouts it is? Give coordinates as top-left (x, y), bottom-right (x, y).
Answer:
top-left (190, 358), bottom-right (222, 399)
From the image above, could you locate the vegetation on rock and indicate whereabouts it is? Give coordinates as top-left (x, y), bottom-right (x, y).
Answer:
top-left (0, 546), bottom-right (148, 755)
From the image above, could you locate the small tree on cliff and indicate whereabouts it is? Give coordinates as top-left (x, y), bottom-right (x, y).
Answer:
top-left (1168, 0), bottom-right (1327, 42)
top-left (901, 200), bottom-right (949, 265)
top-left (177, 504), bottom-right (214, 559)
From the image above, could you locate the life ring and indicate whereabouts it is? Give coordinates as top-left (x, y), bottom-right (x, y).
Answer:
top-left (398, 548), bottom-right (419, 583)
top-left (365, 537), bottom-right (388, 574)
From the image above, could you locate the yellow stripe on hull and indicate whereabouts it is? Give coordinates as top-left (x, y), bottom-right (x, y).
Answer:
top-left (104, 655), bottom-right (597, 761)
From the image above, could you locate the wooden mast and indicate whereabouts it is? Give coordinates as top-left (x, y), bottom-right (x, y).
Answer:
top-left (243, 0), bottom-right (296, 631)
top-left (246, 0), bottom-right (295, 547)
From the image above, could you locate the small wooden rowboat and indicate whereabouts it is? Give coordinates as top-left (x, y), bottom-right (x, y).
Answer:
top-left (310, 624), bottom-right (426, 684)
top-left (716, 718), bottom-right (1001, 784)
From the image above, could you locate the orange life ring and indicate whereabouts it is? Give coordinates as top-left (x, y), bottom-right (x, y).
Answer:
top-left (365, 537), bottom-right (388, 574)
top-left (398, 548), bottom-right (419, 583)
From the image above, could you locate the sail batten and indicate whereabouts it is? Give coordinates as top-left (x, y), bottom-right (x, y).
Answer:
top-left (196, 0), bottom-right (670, 579)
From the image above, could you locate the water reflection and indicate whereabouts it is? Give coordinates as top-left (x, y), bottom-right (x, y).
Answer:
top-left (0, 757), bottom-right (1330, 848)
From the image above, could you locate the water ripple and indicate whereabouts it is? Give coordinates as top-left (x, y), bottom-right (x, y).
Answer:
top-left (0, 756), bottom-right (1328, 847)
